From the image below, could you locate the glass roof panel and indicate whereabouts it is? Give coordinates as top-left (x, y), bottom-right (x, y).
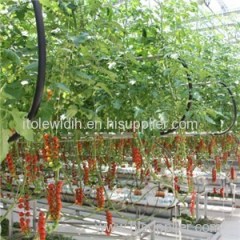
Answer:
top-left (198, 0), bottom-right (240, 13)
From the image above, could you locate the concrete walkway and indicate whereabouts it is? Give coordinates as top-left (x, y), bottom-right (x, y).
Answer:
top-left (220, 208), bottom-right (240, 240)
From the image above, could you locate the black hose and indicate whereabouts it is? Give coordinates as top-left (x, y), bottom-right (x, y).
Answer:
top-left (160, 58), bottom-right (193, 135)
top-left (162, 81), bottom-right (237, 137)
top-left (8, 0), bottom-right (46, 143)
top-left (158, 58), bottom-right (237, 136)
top-left (211, 81), bottom-right (237, 135)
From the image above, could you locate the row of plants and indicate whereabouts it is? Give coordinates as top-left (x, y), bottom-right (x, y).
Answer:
top-left (1, 133), bottom-right (239, 238)
top-left (1, 0), bottom-right (239, 162)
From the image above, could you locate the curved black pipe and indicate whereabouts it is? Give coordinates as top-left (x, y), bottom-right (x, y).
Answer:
top-left (8, 0), bottom-right (46, 143)
top-left (160, 57), bottom-right (193, 135)
top-left (162, 81), bottom-right (237, 137)
top-left (211, 81), bottom-right (237, 135)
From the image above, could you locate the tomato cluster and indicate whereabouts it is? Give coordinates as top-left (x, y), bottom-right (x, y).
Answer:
top-left (72, 163), bottom-right (77, 184)
top-left (208, 137), bottom-right (217, 156)
top-left (215, 156), bottom-right (221, 172)
top-left (75, 187), bottom-right (84, 205)
top-left (52, 136), bottom-right (60, 160)
top-left (42, 134), bottom-right (60, 162)
top-left (132, 147), bottom-right (142, 171)
top-left (115, 139), bottom-right (125, 151)
top-left (195, 138), bottom-right (206, 153)
top-left (186, 155), bottom-right (193, 182)
top-left (189, 192), bottom-right (196, 216)
top-left (174, 176), bottom-right (180, 192)
top-left (77, 142), bottom-right (83, 154)
top-left (88, 158), bottom-right (96, 171)
top-left (25, 153), bottom-right (39, 183)
top-left (222, 135), bottom-right (235, 152)
top-left (6, 153), bottom-right (16, 176)
top-left (153, 159), bottom-right (161, 173)
top-left (222, 151), bottom-right (229, 163)
top-left (105, 162), bottom-right (117, 189)
top-left (105, 210), bottom-right (113, 236)
top-left (164, 156), bottom-right (171, 169)
top-left (47, 181), bottom-right (63, 221)
top-left (220, 187), bottom-right (224, 197)
top-left (230, 166), bottom-right (236, 180)
top-left (42, 134), bottom-right (51, 161)
top-left (46, 89), bottom-right (53, 101)
top-left (38, 211), bottom-right (46, 240)
top-left (96, 186), bottom-right (105, 209)
top-left (212, 168), bottom-right (217, 183)
top-left (18, 195), bottom-right (30, 235)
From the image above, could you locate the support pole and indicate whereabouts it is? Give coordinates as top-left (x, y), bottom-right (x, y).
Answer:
top-left (204, 190), bottom-right (207, 219)
top-left (151, 222), bottom-right (155, 240)
top-left (32, 200), bottom-right (37, 231)
top-left (7, 208), bottom-right (13, 239)
top-left (196, 193), bottom-right (199, 221)
top-left (230, 183), bottom-right (236, 213)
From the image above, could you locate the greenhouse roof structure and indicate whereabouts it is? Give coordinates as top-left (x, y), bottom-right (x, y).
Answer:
top-left (197, 0), bottom-right (240, 43)
top-left (201, 0), bottom-right (240, 13)
top-left (137, 0), bottom-right (240, 43)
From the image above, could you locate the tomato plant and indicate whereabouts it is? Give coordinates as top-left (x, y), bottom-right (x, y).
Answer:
top-left (0, 0), bottom-right (240, 239)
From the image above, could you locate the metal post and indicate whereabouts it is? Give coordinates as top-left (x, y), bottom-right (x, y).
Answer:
top-left (136, 207), bottom-right (140, 230)
top-left (32, 200), bottom-right (37, 231)
top-left (204, 190), bottom-right (207, 219)
top-left (7, 208), bottom-right (13, 239)
top-left (151, 221), bottom-right (155, 240)
top-left (225, 178), bottom-right (228, 198)
top-left (178, 218), bottom-right (182, 240)
top-left (196, 193), bottom-right (199, 221)
top-left (230, 183), bottom-right (236, 213)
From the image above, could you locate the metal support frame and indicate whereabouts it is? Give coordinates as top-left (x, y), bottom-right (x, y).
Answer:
top-left (131, 221), bottom-right (156, 240)
top-left (230, 183), bottom-right (236, 213)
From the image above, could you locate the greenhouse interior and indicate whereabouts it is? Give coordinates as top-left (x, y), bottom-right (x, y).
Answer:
top-left (1, 0), bottom-right (240, 239)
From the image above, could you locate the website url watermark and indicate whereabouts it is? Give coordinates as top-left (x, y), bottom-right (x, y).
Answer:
top-left (23, 118), bottom-right (199, 132)
top-left (96, 221), bottom-right (221, 234)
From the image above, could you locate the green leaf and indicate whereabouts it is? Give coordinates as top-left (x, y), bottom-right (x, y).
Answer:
top-left (205, 115), bottom-right (216, 125)
top-left (79, 108), bottom-right (95, 120)
top-left (21, 119), bottom-right (34, 141)
top-left (24, 62), bottom-right (38, 71)
top-left (0, 129), bottom-right (10, 164)
top-left (75, 72), bottom-right (96, 85)
top-left (37, 102), bottom-right (55, 121)
top-left (55, 83), bottom-right (71, 92)
top-left (10, 109), bottom-right (34, 141)
top-left (193, 91), bottom-right (202, 101)
top-left (2, 49), bottom-right (20, 65)
top-left (125, 52), bottom-right (138, 65)
top-left (58, 0), bottom-right (71, 16)
top-left (95, 105), bottom-right (106, 113)
top-left (134, 106), bottom-right (144, 118)
top-left (95, 83), bottom-right (112, 97)
top-left (69, 32), bottom-right (90, 45)
top-left (112, 99), bottom-right (122, 110)
top-left (3, 82), bottom-right (24, 100)
top-left (92, 65), bottom-right (117, 81)
top-left (66, 105), bottom-right (78, 118)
